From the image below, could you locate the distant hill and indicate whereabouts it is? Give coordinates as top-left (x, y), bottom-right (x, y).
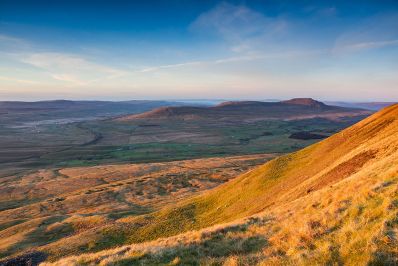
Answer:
top-left (0, 100), bottom-right (186, 124)
top-left (118, 98), bottom-right (371, 121)
top-left (326, 101), bottom-right (397, 111)
top-left (18, 103), bottom-right (397, 265)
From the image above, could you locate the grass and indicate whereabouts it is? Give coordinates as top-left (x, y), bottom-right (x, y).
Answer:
top-left (38, 104), bottom-right (398, 265)
top-left (0, 154), bottom-right (274, 259)
top-left (44, 148), bottom-right (398, 265)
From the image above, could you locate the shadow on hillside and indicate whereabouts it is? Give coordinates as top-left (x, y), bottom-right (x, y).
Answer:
top-left (116, 234), bottom-right (268, 265)
top-left (0, 251), bottom-right (47, 266)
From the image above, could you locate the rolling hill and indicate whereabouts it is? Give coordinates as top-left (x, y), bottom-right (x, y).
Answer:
top-left (118, 98), bottom-right (371, 121)
top-left (9, 104), bottom-right (395, 265)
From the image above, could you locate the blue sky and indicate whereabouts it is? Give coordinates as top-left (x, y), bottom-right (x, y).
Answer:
top-left (0, 0), bottom-right (397, 101)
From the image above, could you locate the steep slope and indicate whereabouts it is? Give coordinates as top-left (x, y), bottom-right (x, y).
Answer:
top-left (34, 104), bottom-right (398, 263)
top-left (118, 98), bottom-right (370, 121)
top-left (110, 103), bottom-right (398, 235)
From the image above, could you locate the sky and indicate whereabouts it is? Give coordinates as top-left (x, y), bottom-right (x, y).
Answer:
top-left (0, 0), bottom-right (397, 101)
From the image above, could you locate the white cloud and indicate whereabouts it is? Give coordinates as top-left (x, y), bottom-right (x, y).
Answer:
top-left (0, 34), bottom-right (127, 86)
top-left (339, 39), bottom-right (398, 52)
top-left (138, 61), bottom-right (202, 73)
top-left (191, 3), bottom-right (267, 39)
top-left (190, 3), bottom-right (287, 53)
top-left (16, 52), bottom-right (126, 85)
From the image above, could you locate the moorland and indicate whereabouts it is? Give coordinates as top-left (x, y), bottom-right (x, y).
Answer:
top-left (40, 103), bottom-right (398, 266)
top-left (2, 98), bottom-right (396, 266)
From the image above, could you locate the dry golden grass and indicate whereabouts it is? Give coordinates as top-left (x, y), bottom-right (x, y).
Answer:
top-left (0, 154), bottom-right (274, 259)
top-left (41, 104), bottom-right (398, 265)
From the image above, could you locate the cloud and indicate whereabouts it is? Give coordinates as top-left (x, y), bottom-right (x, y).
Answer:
top-left (0, 34), bottom-right (127, 86)
top-left (342, 39), bottom-right (398, 52)
top-left (17, 52), bottom-right (126, 85)
top-left (191, 3), bottom-right (267, 40)
top-left (333, 12), bottom-right (398, 53)
top-left (0, 34), bottom-right (32, 52)
top-left (136, 49), bottom-right (327, 73)
top-left (0, 34), bottom-right (25, 44)
top-left (0, 75), bottom-right (40, 85)
top-left (138, 61), bottom-right (202, 73)
top-left (190, 2), bottom-right (287, 53)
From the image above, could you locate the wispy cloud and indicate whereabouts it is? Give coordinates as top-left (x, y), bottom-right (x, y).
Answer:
top-left (0, 34), bottom-right (127, 86)
top-left (138, 61), bottom-right (203, 73)
top-left (16, 52), bottom-right (126, 85)
top-left (136, 49), bottom-right (327, 73)
top-left (0, 34), bottom-right (31, 52)
top-left (333, 12), bottom-right (398, 53)
top-left (0, 75), bottom-right (40, 85)
top-left (0, 34), bottom-right (25, 44)
top-left (339, 39), bottom-right (398, 52)
top-left (190, 3), bottom-right (286, 53)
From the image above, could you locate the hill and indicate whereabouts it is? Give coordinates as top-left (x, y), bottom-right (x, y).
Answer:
top-left (326, 101), bottom-right (397, 111)
top-left (281, 98), bottom-right (326, 107)
top-left (18, 104), bottom-right (397, 265)
top-left (118, 98), bottom-right (370, 121)
top-left (0, 100), bottom-right (184, 125)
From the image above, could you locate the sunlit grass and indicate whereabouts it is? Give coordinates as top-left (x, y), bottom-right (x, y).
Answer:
top-left (40, 104), bottom-right (398, 265)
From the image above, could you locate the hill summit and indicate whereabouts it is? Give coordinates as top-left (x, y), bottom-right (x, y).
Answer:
top-left (282, 98), bottom-right (326, 108)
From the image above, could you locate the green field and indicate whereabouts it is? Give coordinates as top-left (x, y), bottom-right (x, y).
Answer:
top-left (0, 114), bottom-right (367, 177)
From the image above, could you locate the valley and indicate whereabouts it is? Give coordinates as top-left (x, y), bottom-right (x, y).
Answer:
top-left (0, 99), bottom-right (370, 177)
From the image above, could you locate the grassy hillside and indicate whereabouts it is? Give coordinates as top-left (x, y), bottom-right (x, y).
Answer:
top-left (0, 154), bottom-right (274, 260)
top-left (39, 104), bottom-right (398, 264)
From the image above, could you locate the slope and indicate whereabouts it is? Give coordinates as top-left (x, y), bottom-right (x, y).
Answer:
top-left (0, 154), bottom-right (275, 260)
top-left (31, 104), bottom-right (398, 263)
top-left (46, 107), bottom-right (398, 264)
